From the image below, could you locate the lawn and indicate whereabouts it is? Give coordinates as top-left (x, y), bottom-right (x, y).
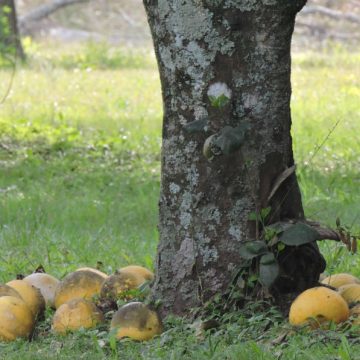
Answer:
top-left (0, 42), bottom-right (359, 359)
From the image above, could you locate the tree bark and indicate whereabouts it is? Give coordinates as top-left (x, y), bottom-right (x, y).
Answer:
top-left (0, 0), bottom-right (24, 60)
top-left (144, 0), bottom-right (325, 316)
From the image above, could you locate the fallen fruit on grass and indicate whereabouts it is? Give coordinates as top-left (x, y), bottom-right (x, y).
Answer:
top-left (110, 302), bottom-right (163, 341)
top-left (350, 304), bottom-right (360, 326)
top-left (0, 296), bottom-right (35, 341)
top-left (0, 284), bottom-right (23, 300)
top-left (119, 265), bottom-right (154, 282)
top-left (6, 279), bottom-right (45, 319)
top-left (76, 267), bottom-right (108, 279)
top-left (54, 270), bottom-right (105, 309)
top-left (24, 273), bottom-right (60, 308)
top-left (289, 286), bottom-right (349, 328)
top-left (338, 284), bottom-right (360, 305)
top-left (321, 273), bottom-right (360, 289)
top-left (52, 298), bottom-right (104, 334)
top-left (100, 271), bottom-right (145, 301)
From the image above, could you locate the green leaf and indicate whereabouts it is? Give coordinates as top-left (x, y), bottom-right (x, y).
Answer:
top-left (213, 125), bottom-right (248, 155)
top-left (266, 222), bottom-right (293, 234)
top-left (277, 242), bottom-right (285, 252)
top-left (184, 118), bottom-right (208, 133)
top-left (248, 274), bottom-right (259, 283)
top-left (260, 207), bottom-right (271, 220)
top-left (259, 253), bottom-right (279, 288)
top-left (209, 94), bottom-right (230, 108)
top-left (248, 211), bottom-right (258, 221)
top-left (278, 223), bottom-right (320, 246)
top-left (239, 241), bottom-right (268, 260)
top-left (259, 252), bottom-right (276, 265)
top-left (264, 228), bottom-right (278, 243)
top-left (108, 329), bottom-right (118, 352)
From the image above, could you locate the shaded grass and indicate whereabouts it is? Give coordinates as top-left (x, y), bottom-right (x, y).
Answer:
top-left (0, 43), bottom-right (360, 358)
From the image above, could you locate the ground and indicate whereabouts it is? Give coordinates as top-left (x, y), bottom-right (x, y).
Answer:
top-left (0, 42), bottom-right (359, 359)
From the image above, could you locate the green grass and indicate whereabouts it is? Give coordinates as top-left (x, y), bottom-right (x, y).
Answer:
top-left (0, 42), bottom-right (360, 358)
top-left (0, 46), bottom-right (162, 278)
top-left (292, 49), bottom-right (360, 276)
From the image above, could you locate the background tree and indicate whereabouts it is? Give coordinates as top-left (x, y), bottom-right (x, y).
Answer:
top-left (0, 0), bottom-right (89, 61)
top-left (143, 0), bottom-right (329, 316)
top-left (0, 0), bottom-right (24, 60)
top-left (18, 0), bottom-right (89, 35)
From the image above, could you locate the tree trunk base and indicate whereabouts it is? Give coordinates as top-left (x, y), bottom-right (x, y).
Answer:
top-left (273, 242), bottom-right (326, 294)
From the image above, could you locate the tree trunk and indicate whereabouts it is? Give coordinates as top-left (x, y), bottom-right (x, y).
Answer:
top-left (144, 0), bottom-right (325, 316)
top-left (0, 0), bottom-right (24, 60)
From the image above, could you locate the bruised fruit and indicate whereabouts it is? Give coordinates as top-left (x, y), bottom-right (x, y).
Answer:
top-left (321, 273), bottom-right (360, 289)
top-left (350, 304), bottom-right (360, 326)
top-left (119, 266), bottom-right (154, 282)
top-left (54, 270), bottom-right (105, 309)
top-left (100, 271), bottom-right (145, 301)
top-left (110, 302), bottom-right (162, 341)
top-left (24, 273), bottom-right (59, 308)
top-left (289, 286), bottom-right (349, 328)
top-left (52, 298), bottom-right (104, 334)
top-left (0, 284), bottom-right (23, 300)
top-left (76, 267), bottom-right (108, 279)
top-left (0, 296), bottom-right (35, 341)
top-left (338, 284), bottom-right (360, 305)
top-left (6, 279), bottom-right (45, 319)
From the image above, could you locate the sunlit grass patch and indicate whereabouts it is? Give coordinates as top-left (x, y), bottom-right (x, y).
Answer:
top-left (23, 40), bottom-right (157, 70)
top-left (291, 49), bottom-right (360, 276)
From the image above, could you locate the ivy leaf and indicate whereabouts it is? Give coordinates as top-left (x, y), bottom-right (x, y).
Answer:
top-left (239, 241), bottom-right (268, 260)
top-left (259, 253), bottom-right (280, 288)
top-left (279, 223), bottom-right (320, 246)
top-left (184, 118), bottom-right (208, 133)
top-left (260, 252), bottom-right (277, 265)
top-left (266, 221), bottom-right (293, 234)
top-left (260, 206), bottom-right (271, 220)
top-left (209, 94), bottom-right (230, 108)
top-left (248, 207), bottom-right (271, 222)
top-left (277, 242), bottom-right (285, 252)
top-left (248, 211), bottom-right (258, 221)
top-left (213, 124), bottom-right (249, 155)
